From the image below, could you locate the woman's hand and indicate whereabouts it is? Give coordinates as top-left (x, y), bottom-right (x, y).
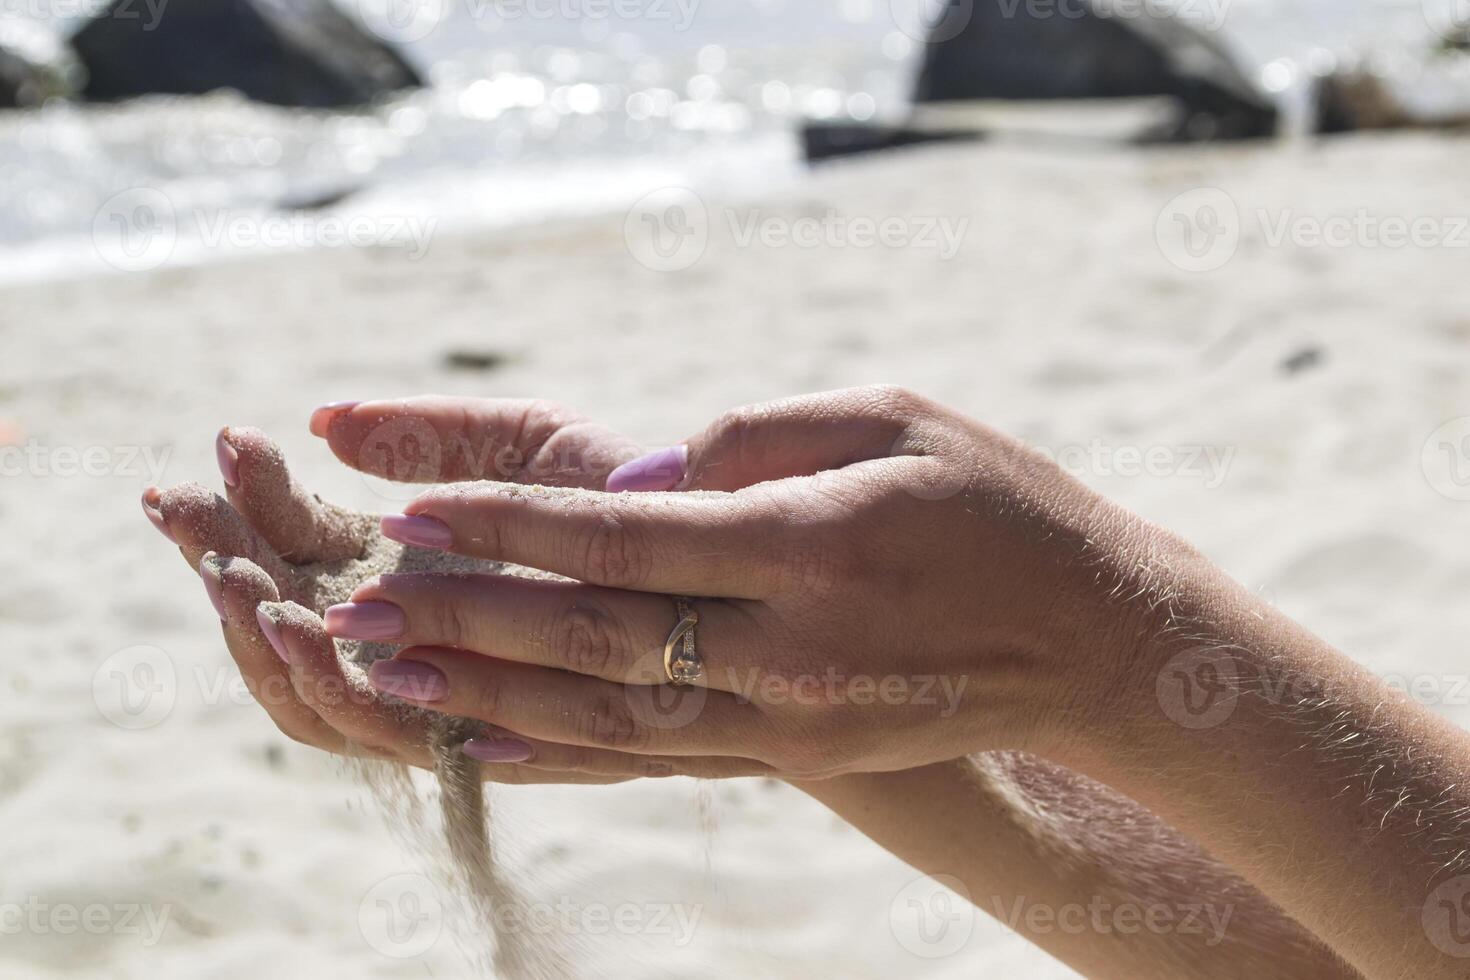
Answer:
top-left (142, 396), bottom-right (664, 785)
top-left (341, 385), bottom-right (1181, 778)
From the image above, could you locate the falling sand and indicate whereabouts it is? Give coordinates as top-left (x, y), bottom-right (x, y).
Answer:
top-left (260, 531), bottom-right (577, 979)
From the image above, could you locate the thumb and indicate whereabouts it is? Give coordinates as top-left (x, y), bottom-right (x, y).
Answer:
top-left (604, 386), bottom-right (931, 493)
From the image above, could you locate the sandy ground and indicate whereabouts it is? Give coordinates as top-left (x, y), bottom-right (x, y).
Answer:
top-left (3, 131), bottom-right (1470, 978)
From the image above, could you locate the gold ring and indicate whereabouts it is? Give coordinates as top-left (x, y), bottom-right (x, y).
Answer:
top-left (663, 597), bottom-right (703, 686)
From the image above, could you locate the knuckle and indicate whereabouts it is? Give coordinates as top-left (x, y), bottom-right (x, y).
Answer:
top-left (425, 591), bottom-right (472, 649)
top-left (470, 672), bottom-right (506, 723)
top-left (864, 383), bottom-right (924, 418)
top-left (708, 403), bottom-right (775, 462)
top-left (576, 691), bottom-right (646, 751)
top-left (577, 512), bottom-right (652, 588)
top-left (552, 600), bottom-right (625, 678)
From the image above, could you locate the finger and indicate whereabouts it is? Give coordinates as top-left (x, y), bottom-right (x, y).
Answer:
top-left (201, 553), bottom-right (345, 753)
top-left (607, 385), bottom-right (941, 493)
top-left (311, 397), bottom-right (642, 490)
top-left (147, 484), bottom-right (304, 600)
top-left (217, 426), bottom-right (376, 563)
top-left (499, 738), bottom-right (775, 780)
top-left (394, 483), bottom-right (788, 598)
top-left (259, 599), bottom-right (437, 768)
top-left (370, 648), bottom-right (766, 759)
top-left (330, 573), bottom-right (766, 693)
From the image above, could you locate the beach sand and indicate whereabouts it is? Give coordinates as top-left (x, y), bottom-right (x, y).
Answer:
top-left (3, 132), bottom-right (1470, 978)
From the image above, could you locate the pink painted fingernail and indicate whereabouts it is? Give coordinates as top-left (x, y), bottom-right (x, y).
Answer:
top-left (216, 429), bottom-right (240, 488)
top-left (381, 514), bottom-right (453, 550)
top-left (309, 401), bottom-right (360, 438)
top-left (199, 554), bottom-right (227, 621)
top-left (606, 445), bottom-right (688, 493)
top-left (255, 606), bottom-right (290, 664)
top-left (324, 601), bottom-right (405, 640)
top-left (141, 487), bottom-right (177, 544)
top-left (368, 659), bottom-right (448, 702)
top-left (462, 738), bottom-right (533, 763)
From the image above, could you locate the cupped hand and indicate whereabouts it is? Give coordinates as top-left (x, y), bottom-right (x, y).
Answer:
top-left (141, 397), bottom-right (712, 785)
top-left (342, 385), bottom-right (1179, 779)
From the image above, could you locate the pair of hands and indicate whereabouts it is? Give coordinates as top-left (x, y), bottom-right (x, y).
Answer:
top-left (143, 386), bottom-right (1168, 784)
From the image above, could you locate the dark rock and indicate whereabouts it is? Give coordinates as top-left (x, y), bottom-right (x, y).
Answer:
top-left (71, 0), bottom-right (422, 108)
top-left (443, 349), bottom-right (510, 372)
top-left (912, 0), bottom-right (1277, 141)
top-left (1281, 346), bottom-right (1324, 375)
top-left (0, 45), bottom-right (59, 108)
top-left (801, 122), bottom-right (983, 163)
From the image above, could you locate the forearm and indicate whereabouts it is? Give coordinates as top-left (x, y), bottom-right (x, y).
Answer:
top-left (1067, 556), bottom-right (1470, 979)
top-left (792, 753), bottom-right (1356, 979)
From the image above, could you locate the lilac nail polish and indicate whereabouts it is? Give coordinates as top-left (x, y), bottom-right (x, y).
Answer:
top-left (324, 601), bottom-right (406, 641)
top-left (256, 607), bottom-right (290, 664)
top-left (462, 738), bottom-right (533, 763)
top-left (309, 401), bottom-right (361, 438)
top-left (140, 488), bottom-right (177, 544)
top-left (216, 430), bottom-right (240, 488)
top-left (199, 555), bottom-right (227, 621)
top-left (380, 514), bottom-right (453, 550)
top-left (368, 660), bottom-right (449, 702)
top-left (606, 445), bottom-right (688, 493)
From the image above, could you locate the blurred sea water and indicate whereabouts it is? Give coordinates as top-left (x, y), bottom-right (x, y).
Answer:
top-left (0, 0), bottom-right (1463, 282)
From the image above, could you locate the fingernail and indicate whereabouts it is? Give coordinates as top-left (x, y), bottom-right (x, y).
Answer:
top-left (255, 606), bottom-right (290, 664)
top-left (606, 445), bottom-right (688, 493)
top-left (141, 487), bottom-right (177, 544)
top-left (309, 401), bottom-right (360, 438)
top-left (324, 601), bottom-right (405, 641)
top-left (462, 738), bottom-right (533, 764)
top-left (216, 429), bottom-right (240, 488)
top-left (368, 659), bottom-right (448, 702)
top-left (380, 514), bottom-right (453, 550)
top-left (199, 553), bottom-right (227, 621)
